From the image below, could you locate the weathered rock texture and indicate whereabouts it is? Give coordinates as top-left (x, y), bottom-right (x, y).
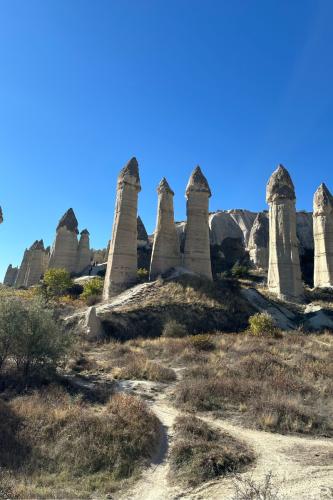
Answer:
top-left (137, 216), bottom-right (149, 247)
top-left (14, 240), bottom-right (49, 287)
top-left (76, 229), bottom-right (91, 274)
top-left (3, 265), bottom-right (19, 286)
top-left (49, 208), bottom-right (79, 273)
top-left (0, 207), bottom-right (3, 224)
top-left (248, 212), bottom-right (269, 269)
top-left (266, 165), bottom-right (303, 301)
top-left (103, 157), bottom-right (141, 300)
top-left (150, 178), bottom-right (181, 279)
top-left (184, 166), bottom-right (212, 280)
top-left (313, 183), bottom-right (333, 288)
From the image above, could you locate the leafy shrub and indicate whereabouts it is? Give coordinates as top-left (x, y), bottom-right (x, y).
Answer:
top-left (162, 320), bottom-right (187, 338)
top-left (231, 263), bottom-right (249, 278)
top-left (137, 268), bottom-right (149, 283)
top-left (188, 334), bottom-right (215, 351)
top-left (42, 268), bottom-right (73, 298)
top-left (81, 277), bottom-right (104, 303)
top-left (248, 312), bottom-right (281, 338)
top-left (0, 297), bottom-right (71, 378)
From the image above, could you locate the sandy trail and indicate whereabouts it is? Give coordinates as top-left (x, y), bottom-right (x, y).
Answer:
top-left (117, 373), bottom-right (333, 500)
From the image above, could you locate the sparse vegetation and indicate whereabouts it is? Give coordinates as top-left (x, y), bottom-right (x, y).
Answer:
top-left (0, 388), bottom-right (161, 497)
top-left (232, 471), bottom-right (283, 500)
top-left (113, 352), bottom-right (176, 383)
top-left (169, 415), bottom-right (254, 486)
top-left (188, 334), bottom-right (215, 351)
top-left (173, 333), bottom-right (333, 435)
top-left (162, 320), bottom-right (188, 338)
top-left (81, 277), bottom-right (104, 304)
top-left (248, 312), bottom-right (281, 338)
top-left (137, 268), bottom-right (149, 283)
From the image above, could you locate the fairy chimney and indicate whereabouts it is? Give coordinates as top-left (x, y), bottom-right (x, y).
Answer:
top-left (48, 208), bottom-right (79, 273)
top-left (313, 183), bottom-right (333, 288)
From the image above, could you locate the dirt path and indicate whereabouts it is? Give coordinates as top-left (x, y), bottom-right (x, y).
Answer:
top-left (117, 373), bottom-right (333, 500)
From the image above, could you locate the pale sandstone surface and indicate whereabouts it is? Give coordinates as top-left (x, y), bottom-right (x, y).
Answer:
top-left (266, 165), bottom-right (303, 301)
top-left (150, 178), bottom-right (181, 279)
top-left (76, 229), bottom-right (91, 274)
top-left (248, 212), bottom-right (269, 269)
top-left (313, 183), bottom-right (333, 288)
top-left (49, 208), bottom-right (79, 273)
top-left (103, 157), bottom-right (141, 300)
top-left (183, 166), bottom-right (212, 280)
top-left (3, 264), bottom-right (19, 287)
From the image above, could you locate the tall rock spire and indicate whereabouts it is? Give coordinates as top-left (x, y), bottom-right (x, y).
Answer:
top-left (266, 165), bottom-right (302, 301)
top-left (49, 208), bottom-right (79, 273)
top-left (103, 157), bottom-right (141, 299)
top-left (183, 166), bottom-right (212, 280)
top-left (76, 229), bottom-right (91, 274)
top-left (149, 178), bottom-right (181, 279)
top-left (3, 264), bottom-right (19, 287)
top-left (313, 183), bottom-right (333, 288)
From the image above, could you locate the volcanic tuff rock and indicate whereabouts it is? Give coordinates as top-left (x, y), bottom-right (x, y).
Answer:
top-left (313, 183), bottom-right (333, 288)
top-left (266, 165), bottom-right (303, 301)
top-left (184, 166), bottom-right (212, 280)
top-left (150, 178), bottom-right (181, 279)
top-left (49, 208), bottom-right (79, 273)
top-left (103, 157), bottom-right (141, 299)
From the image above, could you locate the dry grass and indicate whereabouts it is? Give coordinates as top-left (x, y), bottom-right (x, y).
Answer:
top-left (114, 352), bottom-right (176, 382)
top-left (169, 415), bottom-right (254, 487)
top-left (172, 333), bottom-right (333, 436)
top-left (0, 387), bottom-right (161, 498)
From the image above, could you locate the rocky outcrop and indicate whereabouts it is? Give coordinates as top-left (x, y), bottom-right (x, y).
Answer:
top-left (266, 165), bottom-right (303, 301)
top-left (14, 240), bottom-right (49, 288)
top-left (184, 166), bottom-right (212, 280)
top-left (49, 208), bottom-right (79, 273)
top-left (248, 212), bottom-right (269, 269)
top-left (14, 249), bottom-right (29, 288)
top-left (0, 207), bottom-right (3, 224)
top-left (150, 178), bottom-right (181, 279)
top-left (313, 183), bottom-right (333, 288)
top-left (3, 265), bottom-right (19, 286)
top-left (137, 216), bottom-right (149, 247)
top-left (103, 157), bottom-right (141, 300)
top-left (76, 229), bottom-right (91, 274)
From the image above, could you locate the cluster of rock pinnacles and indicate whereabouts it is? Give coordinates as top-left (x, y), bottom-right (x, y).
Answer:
top-left (3, 158), bottom-right (333, 302)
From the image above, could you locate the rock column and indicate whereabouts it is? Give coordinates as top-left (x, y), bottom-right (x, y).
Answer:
top-left (15, 249), bottom-right (29, 288)
top-left (25, 240), bottom-right (48, 287)
top-left (248, 212), bottom-right (269, 269)
top-left (3, 265), bottom-right (19, 286)
top-left (266, 165), bottom-right (303, 301)
top-left (184, 166), bottom-right (212, 280)
top-left (76, 229), bottom-right (91, 274)
top-left (313, 183), bottom-right (333, 288)
top-left (150, 178), bottom-right (181, 279)
top-left (48, 208), bottom-right (79, 273)
top-left (103, 157), bottom-right (141, 300)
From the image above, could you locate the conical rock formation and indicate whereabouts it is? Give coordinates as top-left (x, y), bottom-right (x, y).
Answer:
top-left (313, 183), bottom-right (333, 288)
top-left (266, 165), bottom-right (303, 301)
top-left (150, 178), bottom-right (181, 279)
top-left (49, 208), bottom-right (79, 273)
top-left (103, 157), bottom-right (141, 299)
top-left (248, 212), bottom-right (269, 269)
top-left (184, 166), bottom-right (212, 280)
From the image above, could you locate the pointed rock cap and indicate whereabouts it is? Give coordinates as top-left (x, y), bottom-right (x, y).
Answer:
top-left (6, 264), bottom-right (13, 270)
top-left (266, 164), bottom-right (295, 203)
top-left (137, 216), bottom-right (148, 241)
top-left (313, 183), bottom-right (333, 216)
top-left (80, 228), bottom-right (90, 236)
top-left (118, 157), bottom-right (141, 189)
top-left (29, 239), bottom-right (45, 251)
top-left (157, 177), bottom-right (174, 195)
top-left (57, 208), bottom-right (79, 234)
top-left (186, 166), bottom-right (211, 197)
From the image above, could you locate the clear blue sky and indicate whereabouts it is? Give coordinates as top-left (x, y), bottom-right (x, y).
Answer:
top-left (1, 0), bottom-right (333, 280)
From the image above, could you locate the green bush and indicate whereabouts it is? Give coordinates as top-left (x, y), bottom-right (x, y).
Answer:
top-left (188, 334), bottom-right (215, 351)
top-left (248, 312), bottom-right (281, 338)
top-left (137, 268), bottom-right (149, 283)
top-left (42, 268), bottom-right (73, 298)
top-left (231, 263), bottom-right (249, 278)
top-left (81, 277), bottom-right (104, 303)
top-left (162, 320), bottom-right (188, 338)
top-left (0, 297), bottom-right (71, 378)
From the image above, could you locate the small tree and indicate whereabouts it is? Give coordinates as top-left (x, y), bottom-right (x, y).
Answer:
top-left (137, 268), bottom-right (149, 283)
top-left (43, 268), bottom-right (72, 299)
top-left (0, 297), bottom-right (71, 378)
